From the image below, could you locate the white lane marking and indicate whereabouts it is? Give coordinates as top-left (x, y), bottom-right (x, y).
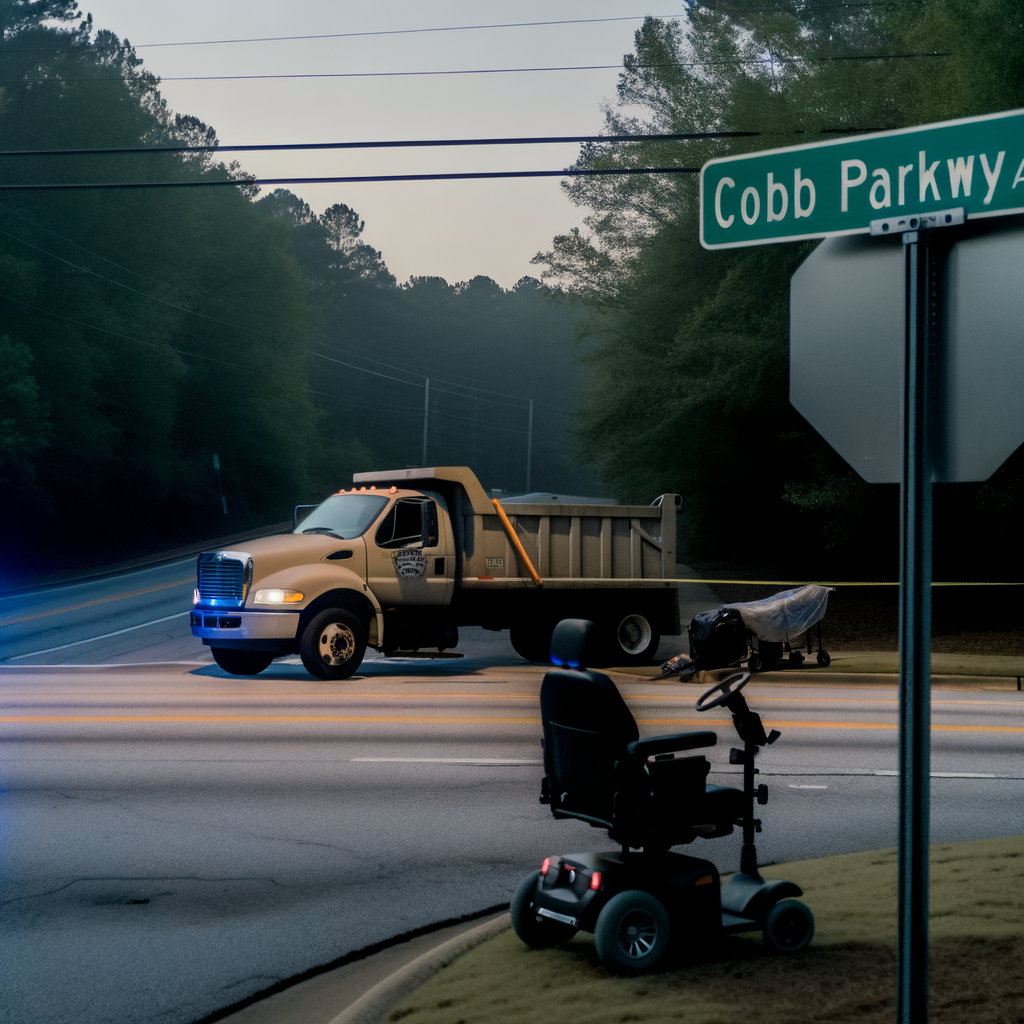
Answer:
top-left (4, 612), bottom-right (191, 661)
top-left (0, 661), bottom-right (211, 669)
top-left (788, 784), bottom-right (828, 789)
top-left (711, 769), bottom-right (1011, 779)
top-left (351, 758), bottom-right (543, 765)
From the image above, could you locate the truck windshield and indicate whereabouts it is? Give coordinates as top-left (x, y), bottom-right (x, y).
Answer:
top-left (294, 494), bottom-right (388, 539)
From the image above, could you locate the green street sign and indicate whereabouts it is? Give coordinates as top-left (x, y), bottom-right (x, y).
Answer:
top-left (700, 107), bottom-right (1024, 249)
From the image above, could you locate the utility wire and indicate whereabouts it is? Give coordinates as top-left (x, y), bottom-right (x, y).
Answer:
top-left (0, 167), bottom-right (699, 191)
top-left (0, 201), bottom-right (206, 289)
top-left (132, 15), bottom-right (684, 49)
top-left (0, 292), bottom-right (245, 368)
top-left (317, 339), bottom-right (534, 401)
top-left (313, 351), bottom-right (531, 409)
top-left (0, 205), bottom-right (551, 405)
top-left (0, 224), bottom-right (260, 333)
top-left (0, 52), bottom-right (950, 86)
top-left (0, 15), bottom-right (683, 52)
top-left (0, 131), bottom-right (756, 159)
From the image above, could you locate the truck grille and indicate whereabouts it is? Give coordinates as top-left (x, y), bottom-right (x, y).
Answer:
top-left (198, 559), bottom-right (245, 602)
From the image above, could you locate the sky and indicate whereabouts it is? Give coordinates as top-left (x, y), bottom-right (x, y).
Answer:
top-left (74, 1), bottom-right (684, 287)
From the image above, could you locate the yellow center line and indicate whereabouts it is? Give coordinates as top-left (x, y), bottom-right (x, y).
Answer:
top-left (4, 691), bottom-right (1020, 711)
top-left (0, 715), bottom-right (541, 724)
top-left (0, 715), bottom-right (1021, 733)
top-left (0, 577), bottom-right (195, 627)
top-left (637, 717), bottom-right (1024, 733)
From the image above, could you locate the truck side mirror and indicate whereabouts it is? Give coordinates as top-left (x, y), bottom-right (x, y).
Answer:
top-left (294, 504), bottom-right (319, 529)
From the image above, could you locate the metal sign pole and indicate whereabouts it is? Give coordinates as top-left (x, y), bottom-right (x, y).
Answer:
top-left (897, 227), bottom-right (938, 1024)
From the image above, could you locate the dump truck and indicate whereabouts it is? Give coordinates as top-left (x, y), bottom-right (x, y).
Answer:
top-left (189, 466), bottom-right (682, 678)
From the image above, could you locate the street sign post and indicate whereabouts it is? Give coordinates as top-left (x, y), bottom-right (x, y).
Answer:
top-left (701, 109), bottom-right (1024, 1024)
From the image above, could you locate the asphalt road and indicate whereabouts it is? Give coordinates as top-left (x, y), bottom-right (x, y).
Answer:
top-left (1, 561), bottom-right (1022, 1024)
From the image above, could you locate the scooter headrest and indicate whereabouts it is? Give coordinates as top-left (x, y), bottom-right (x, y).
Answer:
top-left (549, 618), bottom-right (595, 668)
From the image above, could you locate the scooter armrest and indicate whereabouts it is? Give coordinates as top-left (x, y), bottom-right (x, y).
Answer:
top-left (627, 731), bottom-right (717, 760)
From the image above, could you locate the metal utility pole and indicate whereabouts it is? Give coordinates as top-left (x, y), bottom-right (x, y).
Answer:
top-left (212, 453), bottom-right (227, 515)
top-left (421, 378), bottom-right (430, 465)
top-left (526, 399), bottom-right (533, 493)
top-left (897, 227), bottom-right (939, 1024)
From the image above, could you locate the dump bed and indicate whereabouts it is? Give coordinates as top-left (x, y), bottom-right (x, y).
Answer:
top-left (353, 466), bottom-right (679, 588)
top-left (462, 500), bottom-right (675, 585)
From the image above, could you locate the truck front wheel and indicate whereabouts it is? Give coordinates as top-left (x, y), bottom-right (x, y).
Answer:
top-left (300, 608), bottom-right (367, 680)
top-left (211, 648), bottom-right (275, 676)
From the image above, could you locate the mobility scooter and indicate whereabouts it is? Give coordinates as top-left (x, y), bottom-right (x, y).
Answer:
top-left (512, 619), bottom-right (814, 974)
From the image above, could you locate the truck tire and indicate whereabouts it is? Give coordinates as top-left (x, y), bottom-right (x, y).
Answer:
top-left (607, 612), bottom-right (660, 666)
top-left (509, 622), bottom-right (554, 664)
top-left (211, 648), bottom-right (275, 676)
top-left (300, 608), bottom-right (367, 680)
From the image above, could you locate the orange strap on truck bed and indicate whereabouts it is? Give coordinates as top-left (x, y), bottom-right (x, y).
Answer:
top-left (491, 498), bottom-right (543, 588)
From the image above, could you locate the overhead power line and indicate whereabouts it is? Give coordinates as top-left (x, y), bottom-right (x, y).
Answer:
top-left (0, 131), bottom-right (756, 159)
top-left (0, 167), bottom-right (700, 191)
top-left (131, 15), bottom-right (682, 49)
top-left (313, 351), bottom-right (529, 409)
top-left (0, 15), bottom-right (683, 52)
top-left (0, 52), bottom-right (950, 86)
top-left (316, 340), bottom-right (535, 401)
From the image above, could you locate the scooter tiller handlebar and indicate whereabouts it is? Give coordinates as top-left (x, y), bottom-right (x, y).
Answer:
top-left (695, 671), bottom-right (751, 712)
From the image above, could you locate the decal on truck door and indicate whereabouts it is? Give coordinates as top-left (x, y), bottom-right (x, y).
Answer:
top-left (395, 550), bottom-right (427, 579)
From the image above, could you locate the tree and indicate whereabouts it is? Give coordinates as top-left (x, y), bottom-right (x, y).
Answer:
top-left (534, 1), bottom-right (1024, 577)
top-left (0, 4), bottom-right (331, 568)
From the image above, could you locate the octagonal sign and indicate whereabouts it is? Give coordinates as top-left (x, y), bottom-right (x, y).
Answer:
top-left (790, 223), bottom-right (1024, 483)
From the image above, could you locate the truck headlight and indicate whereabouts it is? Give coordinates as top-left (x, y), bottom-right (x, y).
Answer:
top-left (253, 588), bottom-right (304, 605)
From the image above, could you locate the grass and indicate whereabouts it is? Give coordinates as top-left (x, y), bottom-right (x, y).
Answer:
top-left (387, 836), bottom-right (1024, 1024)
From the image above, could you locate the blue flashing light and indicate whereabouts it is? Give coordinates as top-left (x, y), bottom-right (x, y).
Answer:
top-left (550, 656), bottom-right (564, 666)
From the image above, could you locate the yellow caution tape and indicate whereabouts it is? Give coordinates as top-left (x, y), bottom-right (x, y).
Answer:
top-left (671, 579), bottom-right (1022, 587)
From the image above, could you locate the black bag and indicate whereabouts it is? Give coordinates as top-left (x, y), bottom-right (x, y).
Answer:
top-left (687, 607), bottom-right (748, 670)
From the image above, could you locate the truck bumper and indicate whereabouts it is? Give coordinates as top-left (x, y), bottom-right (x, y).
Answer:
top-left (190, 610), bottom-right (300, 642)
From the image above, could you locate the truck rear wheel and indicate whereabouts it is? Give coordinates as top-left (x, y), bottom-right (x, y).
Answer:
top-left (509, 622), bottom-right (554, 664)
top-left (300, 608), bottom-right (367, 680)
top-left (607, 612), bottom-right (660, 666)
top-left (211, 648), bottom-right (275, 676)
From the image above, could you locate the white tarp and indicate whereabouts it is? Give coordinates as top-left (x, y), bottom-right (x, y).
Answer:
top-left (723, 584), bottom-right (830, 643)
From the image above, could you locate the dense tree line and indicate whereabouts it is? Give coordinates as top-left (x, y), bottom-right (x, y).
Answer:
top-left (534, 0), bottom-right (1024, 579)
top-left (253, 189), bottom-right (596, 500)
top-left (0, 1), bottom-right (594, 580)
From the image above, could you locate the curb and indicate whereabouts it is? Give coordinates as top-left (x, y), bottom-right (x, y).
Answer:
top-left (324, 914), bottom-right (511, 1024)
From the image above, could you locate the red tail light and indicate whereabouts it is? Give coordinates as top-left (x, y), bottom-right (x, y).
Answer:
top-left (541, 857), bottom-right (551, 876)
top-left (590, 871), bottom-right (602, 891)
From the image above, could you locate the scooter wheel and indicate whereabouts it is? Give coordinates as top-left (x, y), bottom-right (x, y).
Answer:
top-left (594, 890), bottom-right (671, 974)
top-left (510, 871), bottom-right (577, 948)
top-left (763, 899), bottom-right (815, 953)
top-left (816, 651), bottom-right (831, 667)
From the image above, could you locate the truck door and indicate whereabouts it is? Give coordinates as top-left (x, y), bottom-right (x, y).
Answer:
top-left (366, 494), bottom-right (454, 605)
